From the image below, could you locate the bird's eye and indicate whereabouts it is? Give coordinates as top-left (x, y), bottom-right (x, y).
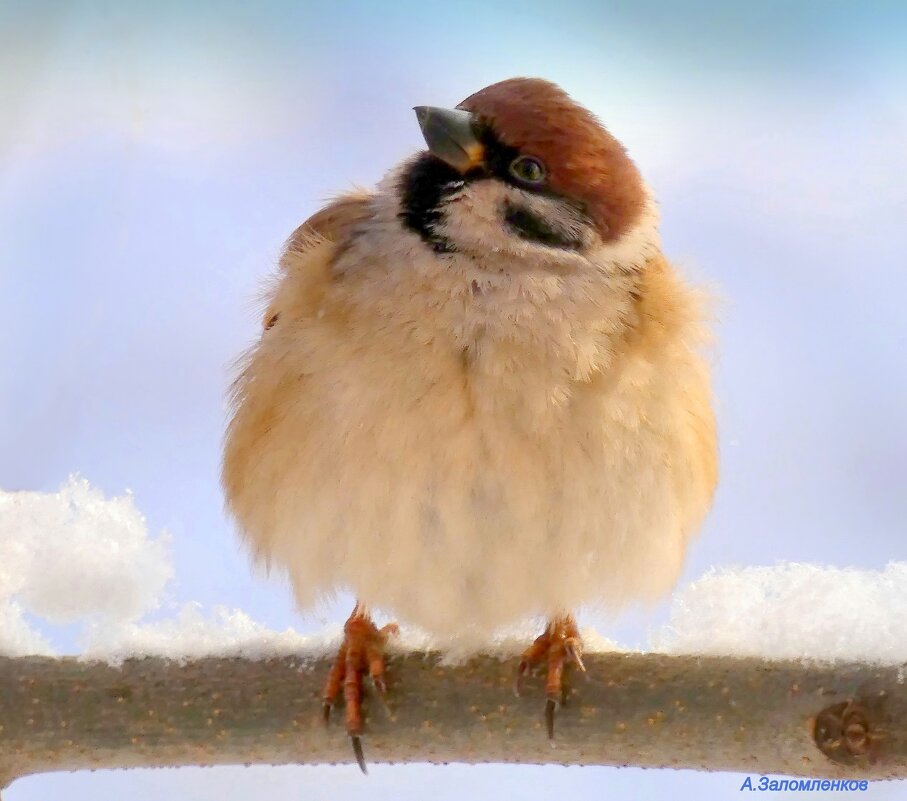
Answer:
top-left (508, 156), bottom-right (546, 186)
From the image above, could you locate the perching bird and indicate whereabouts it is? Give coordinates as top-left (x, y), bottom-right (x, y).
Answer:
top-left (222, 77), bottom-right (718, 770)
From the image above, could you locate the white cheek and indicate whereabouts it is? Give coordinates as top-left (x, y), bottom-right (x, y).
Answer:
top-left (437, 182), bottom-right (592, 269)
top-left (440, 182), bottom-right (511, 250)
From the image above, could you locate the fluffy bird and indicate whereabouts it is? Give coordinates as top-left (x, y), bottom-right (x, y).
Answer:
top-left (223, 77), bottom-right (718, 768)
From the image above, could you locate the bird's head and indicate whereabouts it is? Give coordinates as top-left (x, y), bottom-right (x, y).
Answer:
top-left (395, 77), bottom-right (657, 277)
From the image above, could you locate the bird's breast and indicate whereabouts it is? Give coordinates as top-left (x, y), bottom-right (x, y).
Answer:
top-left (226, 242), bottom-right (715, 639)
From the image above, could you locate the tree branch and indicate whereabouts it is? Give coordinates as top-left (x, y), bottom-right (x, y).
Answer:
top-left (1, 652), bottom-right (905, 790)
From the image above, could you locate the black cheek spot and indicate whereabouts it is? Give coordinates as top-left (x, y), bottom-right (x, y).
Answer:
top-left (503, 201), bottom-right (583, 251)
top-left (265, 312), bottom-right (280, 330)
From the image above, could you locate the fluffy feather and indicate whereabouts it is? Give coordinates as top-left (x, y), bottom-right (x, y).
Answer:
top-left (223, 79), bottom-right (717, 648)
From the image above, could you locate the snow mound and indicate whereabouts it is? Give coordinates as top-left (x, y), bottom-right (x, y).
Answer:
top-left (0, 476), bottom-right (173, 656)
top-left (653, 562), bottom-right (907, 665)
top-left (81, 604), bottom-right (344, 664)
top-left (0, 600), bottom-right (54, 656)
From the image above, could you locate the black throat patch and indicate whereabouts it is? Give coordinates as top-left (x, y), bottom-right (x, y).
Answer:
top-left (398, 154), bottom-right (464, 253)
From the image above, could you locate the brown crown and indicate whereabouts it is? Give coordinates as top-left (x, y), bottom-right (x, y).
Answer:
top-left (458, 78), bottom-right (646, 243)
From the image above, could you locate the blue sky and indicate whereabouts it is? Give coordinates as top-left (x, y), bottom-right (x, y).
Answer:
top-left (2, 0), bottom-right (906, 798)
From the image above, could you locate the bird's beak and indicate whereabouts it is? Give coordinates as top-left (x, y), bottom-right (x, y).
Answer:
top-left (413, 106), bottom-right (485, 174)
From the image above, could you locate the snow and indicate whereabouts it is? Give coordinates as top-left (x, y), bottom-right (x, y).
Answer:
top-left (653, 562), bottom-right (907, 665)
top-left (1, 476), bottom-right (904, 665)
top-left (0, 600), bottom-right (54, 656)
top-left (81, 604), bottom-right (344, 665)
top-left (0, 476), bottom-right (171, 624)
top-left (0, 477), bottom-right (345, 662)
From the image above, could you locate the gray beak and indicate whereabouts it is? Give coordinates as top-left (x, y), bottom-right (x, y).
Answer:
top-left (413, 106), bottom-right (485, 173)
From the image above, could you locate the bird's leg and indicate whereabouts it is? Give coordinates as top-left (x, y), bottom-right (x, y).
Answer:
top-left (514, 614), bottom-right (585, 742)
top-left (322, 601), bottom-right (399, 773)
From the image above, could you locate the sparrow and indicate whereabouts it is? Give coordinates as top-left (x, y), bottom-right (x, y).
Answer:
top-left (222, 77), bottom-right (718, 770)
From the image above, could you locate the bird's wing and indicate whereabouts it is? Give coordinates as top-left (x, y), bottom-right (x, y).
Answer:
top-left (284, 190), bottom-right (374, 255)
top-left (224, 190), bottom-right (377, 561)
top-left (260, 191), bottom-right (374, 331)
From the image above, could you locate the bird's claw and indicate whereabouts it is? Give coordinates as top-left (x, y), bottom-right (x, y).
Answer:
top-left (514, 658), bottom-right (532, 697)
top-left (515, 615), bottom-right (584, 742)
top-left (321, 605), bottom-right (398, 775)
top-left (564, 637), bottom-right (586, 673)
top-left (351, 735), bottom-right (368, 774)
top-left (545, 698), bottom-right (558, 743)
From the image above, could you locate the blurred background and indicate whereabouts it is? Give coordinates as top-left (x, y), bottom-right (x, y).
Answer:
top-left (2, 0), bottom-right (906, 798)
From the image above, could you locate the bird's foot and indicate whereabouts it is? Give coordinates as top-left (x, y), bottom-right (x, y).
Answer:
top-left (514, 614), bottom-right (585, 743)
top-left (322, 603), bottom-right (399, 773)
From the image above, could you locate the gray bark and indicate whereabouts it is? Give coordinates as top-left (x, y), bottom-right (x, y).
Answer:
top-left (0, 652), bottom-right (904, 790)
